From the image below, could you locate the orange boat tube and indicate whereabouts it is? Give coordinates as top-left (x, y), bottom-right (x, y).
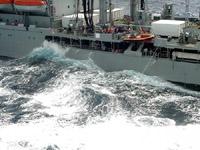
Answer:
top-left (0, 0), bottom-right (13, 4)
top-left (124, 33), bottom-right (155, 42)
top-left (14, 0), bottom-right (47, 12)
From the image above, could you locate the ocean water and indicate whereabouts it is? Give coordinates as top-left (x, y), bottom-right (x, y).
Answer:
top-left (0, 42), bottom-right (200, 150)
top-left (1, 1), bottom-right (200, 150)
top-left (114, 0), bottom-right (200, 17)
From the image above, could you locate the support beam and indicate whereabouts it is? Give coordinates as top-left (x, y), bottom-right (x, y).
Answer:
top-left (141, 0), bottom-right (145, 10)
top-left (99, 0), bottom-right (107, 24)
top-left (130, 0), bottom-right (137, 21)
top-left (199, 7), bottom-right (200, 19)
top-left (109, 0), bottom-right (113, 26)
top-left (185, 0), bottom-right (189, 21)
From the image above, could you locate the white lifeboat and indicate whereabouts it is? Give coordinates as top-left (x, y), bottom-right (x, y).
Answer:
top-left (0, 0), bottom-right (13, 11)
top-left (14, 0), bottom-right (47, 13)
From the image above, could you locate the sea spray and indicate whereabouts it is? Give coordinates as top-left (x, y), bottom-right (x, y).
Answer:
top-left (0, 39), bottom-right (200, 150)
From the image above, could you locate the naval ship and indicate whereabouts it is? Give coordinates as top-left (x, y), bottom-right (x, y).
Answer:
top-left (0, 0), bottom-right (200, 88)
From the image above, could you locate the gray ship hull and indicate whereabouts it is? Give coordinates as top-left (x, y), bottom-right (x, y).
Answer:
top-left (65, 48), bottom-right (200, 86)
top-left (0, 25), bottom-right (48, 58)
top-left (0, 26), bottom-right (200, 87)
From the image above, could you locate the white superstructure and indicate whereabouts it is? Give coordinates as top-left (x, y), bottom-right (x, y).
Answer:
top-left (62, 13), bottom-right (99, 27)
top-left (93, 8), bottom-right (124, 21)
top-left (152, 20), bottom-right (186, 37)
top-left (52, 0), bottom-right (99, 18)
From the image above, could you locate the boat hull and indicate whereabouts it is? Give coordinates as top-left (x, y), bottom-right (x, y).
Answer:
top-left (0, 4), bottom-right (13, 11)
top-left (64, 47), bottom-right (200, 87)
top-left (14, 0), bottom-right (47, 13)
top-left (0, 26), bottom-right (200, 87)
top-left (14, 5), bottom-right (46, 12)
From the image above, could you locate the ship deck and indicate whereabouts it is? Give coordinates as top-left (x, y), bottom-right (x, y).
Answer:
top-left (154, 37), bottom-right (200, 52)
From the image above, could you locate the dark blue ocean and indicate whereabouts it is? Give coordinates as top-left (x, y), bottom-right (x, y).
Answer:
top-left (1, 0), bottom-right (200, 149)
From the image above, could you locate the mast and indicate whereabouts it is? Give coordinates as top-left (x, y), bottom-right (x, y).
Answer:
top-left (99, 0), bottom-right (107, 24)
top-left (199, 7), bottom-right (200, 19)
top-left (48, 0), bottom-right (54, 29)
top-left (130, 0), bottom-right (137, 21)
top-left (185, 0), bottom-right (189, 22)
top-left (89, 0), bottom-right (94, 28)
top-left (109, 0), bottom-right (113, 26)
top-left (75, 0), bottom-right (80, 24)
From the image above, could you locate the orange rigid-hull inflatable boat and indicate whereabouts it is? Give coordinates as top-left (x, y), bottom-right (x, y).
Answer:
top-left (14, 0), bottom-right (47, 13)
top-left (124, 33), bottom-right (155, 42)
top-left (0, 0), bottom-right (13, 11)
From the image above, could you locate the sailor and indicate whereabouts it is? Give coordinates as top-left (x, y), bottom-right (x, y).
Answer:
top-left (128, 26), bottom-right (131, 33)
top-left (114, 26), bottom-right (119, 33)
top-left (185, 32), bottom-right (190, 43)
top-left (68, 24), bottom-right (72, 33)
top-left (14, 20), bottom-right (18, 26)
top-left (80, 25), bottom-right (85, 33)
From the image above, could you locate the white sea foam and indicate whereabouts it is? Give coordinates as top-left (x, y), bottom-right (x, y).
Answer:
top-left (0, 87), bottom-right (12, 96)
top-left (30, 41), bottom-right (66, 60)
top-left (0, 72), bottom-right (199, 150)
top-left (0, 116), bottom-right (200, 150)
top-left (0, 36), bottom-right (200, 150)
top-left (0, 68), bottom-right (195, 150)
top-left (26, 41), bottom-right (200, 97)
top-left (120, 70), bottom-right (200, 97)
top-left (29, 41), bottom-right (103, 71)
top-left (28, 71), bottom-right (84, 118)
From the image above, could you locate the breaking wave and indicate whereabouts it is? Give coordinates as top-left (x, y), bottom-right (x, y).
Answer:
top-left (0, 42), bottom-right (200, 150)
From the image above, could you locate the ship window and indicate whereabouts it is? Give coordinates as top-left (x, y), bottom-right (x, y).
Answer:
top-left (8, 34), bottom-right (12, 37)
top-left (68, 5), bottom-right (70, 8)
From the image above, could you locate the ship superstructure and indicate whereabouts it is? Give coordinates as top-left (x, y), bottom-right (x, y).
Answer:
top-left (0, 0), bottom-right (200, 88)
